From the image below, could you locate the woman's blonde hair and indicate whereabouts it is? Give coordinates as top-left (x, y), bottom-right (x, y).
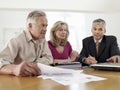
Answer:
top-left (50, 21), bottom-right (69, 47)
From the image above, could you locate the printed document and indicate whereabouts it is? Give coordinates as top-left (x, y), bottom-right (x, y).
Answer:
top-left (37, 63), bottom-right (106, 85)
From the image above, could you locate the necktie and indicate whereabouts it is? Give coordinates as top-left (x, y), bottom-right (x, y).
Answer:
top-left (96, 41), bottom-right (99, 54)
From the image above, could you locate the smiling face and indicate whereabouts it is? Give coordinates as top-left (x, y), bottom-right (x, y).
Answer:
top-left (91, 23), bottom-right (106, 41)
top-left (28, 16), bottom-right (48, 40)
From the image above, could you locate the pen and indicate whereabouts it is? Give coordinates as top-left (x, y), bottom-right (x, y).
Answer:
top-left (88, 55), bottom-right (97, 63)
top-left (89, 54), bottom-right (92, 57)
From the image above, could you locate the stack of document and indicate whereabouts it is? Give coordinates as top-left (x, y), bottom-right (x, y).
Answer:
top-left (37, 63), bottom-right (78, 75)
top-left (51, 62), bottom-right (81, 70)
top-left (37, 63), bottom-right (106, 85)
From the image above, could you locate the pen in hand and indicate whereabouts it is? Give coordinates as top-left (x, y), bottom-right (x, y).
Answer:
top-left (87, 55), bottom-right (97, 64)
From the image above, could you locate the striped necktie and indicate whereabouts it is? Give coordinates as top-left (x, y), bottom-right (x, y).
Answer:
top-left (96, 41), bottom-right (99, 54)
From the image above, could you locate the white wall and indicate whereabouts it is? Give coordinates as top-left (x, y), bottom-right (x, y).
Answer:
top-left (0, 10), bottom-right (120, 52)
top-left (0, 0), bottom-right (120, 51)
top-left (0, 0), bottom-right (120, 13)
top-left (85, 13), bottom-right (120, 39)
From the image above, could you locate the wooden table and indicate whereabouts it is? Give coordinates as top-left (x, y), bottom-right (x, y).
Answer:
top-left (0, 68), bottom-right (120, 90)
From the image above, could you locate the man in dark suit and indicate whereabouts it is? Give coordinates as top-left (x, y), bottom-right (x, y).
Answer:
top-left (78, 18), bottom-right (120, 66)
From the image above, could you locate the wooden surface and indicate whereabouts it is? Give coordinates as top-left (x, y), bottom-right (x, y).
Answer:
top-left (0, 68), bottom-right (120, 90)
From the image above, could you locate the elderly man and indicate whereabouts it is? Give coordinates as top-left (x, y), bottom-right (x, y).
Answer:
top-left (0, 10), bottom-right (53, 76)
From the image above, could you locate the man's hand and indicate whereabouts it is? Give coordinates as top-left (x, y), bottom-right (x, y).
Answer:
top-left (84, 55), bottom-right (97, 64)
top-left (13, 61), bottom-right (41, 77)
top-left (106, 55), bottom-right (120, 63)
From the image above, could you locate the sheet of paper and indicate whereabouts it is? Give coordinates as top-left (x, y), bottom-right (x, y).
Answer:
top-left (37, 63), bottom-right (106, 85)
top-left (50, 73), bottom-right (106, 85)
top-left (37, 63), bottom-right (83, 75)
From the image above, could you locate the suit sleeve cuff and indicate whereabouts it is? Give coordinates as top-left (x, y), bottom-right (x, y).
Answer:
top-left (82, 57), bottom-right (86, 63)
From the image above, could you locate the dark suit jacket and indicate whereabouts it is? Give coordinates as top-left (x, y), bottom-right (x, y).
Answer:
top-left (78, 35), bottom-right (120, 65)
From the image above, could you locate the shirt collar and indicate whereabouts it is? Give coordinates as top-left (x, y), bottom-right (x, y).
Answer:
top-left (24, 29), bottom-right (33, 42)
top-left (94, 38), bottom-right (103, 43)
top-left (24, 29), bottom-right (45, 44)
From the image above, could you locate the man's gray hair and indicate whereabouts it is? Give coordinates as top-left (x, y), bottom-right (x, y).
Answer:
top-left (93, 18), bottom-right (106, 26)
top-left (26, 10), bottom-right (46, 24)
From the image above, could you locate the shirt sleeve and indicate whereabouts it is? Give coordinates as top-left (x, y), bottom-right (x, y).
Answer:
top-left (0, 38), bottom-right (19, 68)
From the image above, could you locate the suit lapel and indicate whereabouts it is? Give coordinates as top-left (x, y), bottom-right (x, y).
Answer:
top-left (98, 36), bottom-right (106, 58)
top-left (88, 38), bottom-right (97, 57)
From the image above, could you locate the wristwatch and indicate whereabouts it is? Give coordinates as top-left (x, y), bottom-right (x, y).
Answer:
top-left (82, 57), bottom-right (86, 63)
